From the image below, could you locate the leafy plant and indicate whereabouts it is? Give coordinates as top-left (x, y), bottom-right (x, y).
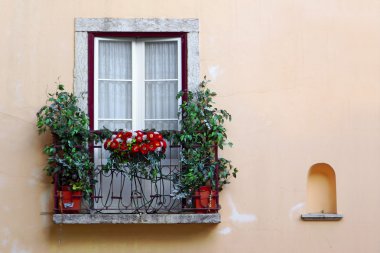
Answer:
top-left (36, 83), bottom-right (93, 199)
top-left (173, 77), bottom-right (238, 198)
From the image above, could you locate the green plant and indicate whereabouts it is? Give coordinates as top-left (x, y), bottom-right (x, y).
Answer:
top-left (173, 77), bottom-right (238, 198)
top-left (36, 83), bottom-right (93, 199)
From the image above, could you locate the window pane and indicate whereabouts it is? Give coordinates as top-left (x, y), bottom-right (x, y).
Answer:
top-left (98, 120), bottom-right (132, 131)
top-left (145, 120), bottom-right (178, 131)
top-left (145, 41), bottom-right (178, 80)
top-left (98, 81), bottom-right (132, 119)
top-left (99, 41), bottom-right (132, 80)
top-left (145, 81), bottom-right (178, 120)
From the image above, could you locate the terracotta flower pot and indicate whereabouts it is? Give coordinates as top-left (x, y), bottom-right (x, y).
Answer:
top-left (194, 186), bottom-right (217, 213)
top-left (58, 186), bottom-right (82, 213)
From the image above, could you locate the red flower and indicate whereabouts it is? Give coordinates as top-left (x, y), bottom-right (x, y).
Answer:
top-left (148, 142), bottom-right (156, 151)
top-left (140, 144), bottom-right (149, 155)
top-left (154, 141), bottom-right (161, 148)
top-left (131, 145), bottom-right (139, 153)
top-left (155, 133), bottom-right (163, 141)
top-left (147, 132), bottom-right (155, 141)
top-left (120, 143), bottom-right (128, 151)
top-left (136, 135), bottom-right (143, 143)
top-left (116, 132), bottom-right (123, 139)
top-left (104, 139), bottom-right (111, 149)
top-left (135, 131), bottom-right (143, 137)
top-left (124, 131), bottom-right (132, 139)
top-left (110, 140), bottom-right (119, 149)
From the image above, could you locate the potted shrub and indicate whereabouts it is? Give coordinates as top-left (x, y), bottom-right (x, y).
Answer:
top-left (36, 83), bottom-right (93, 213)
top-left (174, 77), bottom-right (238, 213)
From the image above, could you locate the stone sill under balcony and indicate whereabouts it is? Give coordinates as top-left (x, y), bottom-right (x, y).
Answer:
top-left (53, 213), bottom-right (221, 224)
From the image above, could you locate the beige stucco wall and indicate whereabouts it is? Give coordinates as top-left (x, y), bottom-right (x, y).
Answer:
top-left (1, 0), bottom-right (380, 252)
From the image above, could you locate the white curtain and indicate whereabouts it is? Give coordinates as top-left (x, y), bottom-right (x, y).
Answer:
top-left (145, 41), bottom-right (179, 131)
top-left (98, 40), bottom-right (132, 130)
top-left (97, 40), bottom-right (178, 131)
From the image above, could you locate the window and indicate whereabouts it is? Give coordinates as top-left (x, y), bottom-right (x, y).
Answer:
top-left (90, 34), bottom-right (185, 132)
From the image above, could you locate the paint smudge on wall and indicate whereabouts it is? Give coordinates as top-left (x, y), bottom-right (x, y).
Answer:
top-left (289, 202), bottom-right (305, 219)
top-left (11, 240), bottom-right (31, 253)
top-left (218, 227), bottom-right (232, 235)
top-left (2, 205), bottom-right (11, 213)
top-left (1, 228), bottom-right (10, 248)
top-left (208, 65), bottom-right (222, 81)
top-left (40, 189), bottom-right (51, 227)
top-left (228, 195), bottom-right (257, 223)
top-left (0, 176), bottom-right (7, 188)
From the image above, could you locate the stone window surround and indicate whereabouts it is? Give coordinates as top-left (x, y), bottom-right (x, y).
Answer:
top-left (74, 18), bottom-right (200, 114)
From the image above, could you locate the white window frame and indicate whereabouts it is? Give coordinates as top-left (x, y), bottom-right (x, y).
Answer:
top-left (93, 37), bottom-right (182, 131)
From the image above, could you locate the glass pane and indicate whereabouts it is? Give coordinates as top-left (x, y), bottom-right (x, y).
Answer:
top-left (145, 120), bottom-right (178, 131)
top-left (145, 81), bottom-right (178, 119)
top-left (98, 81), bottom-right (132, 119)
top-left (99, 40), bottom-right (132, 79)
top-left (145, 41), bottom-right (178, 80)
top-left (98, 120), bottom-right (132, 131)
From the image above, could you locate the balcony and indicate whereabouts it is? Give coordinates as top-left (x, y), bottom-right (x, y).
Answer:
top-left (52, 137), bottom-right (221, 224)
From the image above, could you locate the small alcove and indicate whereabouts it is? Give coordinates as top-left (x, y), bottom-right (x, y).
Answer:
top-left (301, 163), bottom-right (343, 221)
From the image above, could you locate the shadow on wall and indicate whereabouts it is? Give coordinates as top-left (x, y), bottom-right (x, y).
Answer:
top-left (47, 222), bottom-right (217, 247)
top-left (306, 163), bottom-right (337, 214)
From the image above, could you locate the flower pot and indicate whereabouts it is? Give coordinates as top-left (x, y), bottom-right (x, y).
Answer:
top-left (194, 186), bottom-right (217, 213)
top-left (58, 186), bottom-right (82, 213)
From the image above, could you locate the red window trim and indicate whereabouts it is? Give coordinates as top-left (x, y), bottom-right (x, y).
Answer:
top-left (87, 32), bottom-right (188, 130)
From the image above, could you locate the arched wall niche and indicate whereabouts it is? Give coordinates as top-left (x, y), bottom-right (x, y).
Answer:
top-left (306, 163), bottom-right (337, 214)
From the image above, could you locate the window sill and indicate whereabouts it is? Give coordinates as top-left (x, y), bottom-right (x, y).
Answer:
top-left (53, 213), bottom-right (221, 224)
top-left (301, 213), bottom-right (343, 221)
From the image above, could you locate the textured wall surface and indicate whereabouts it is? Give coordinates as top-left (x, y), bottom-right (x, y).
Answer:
top-left (1, 0), bottom-right (380, 252)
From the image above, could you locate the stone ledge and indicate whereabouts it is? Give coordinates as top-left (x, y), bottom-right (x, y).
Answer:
top-left (301, 213), bottom-right (343, 221)
top-left (53, 213), bottom-right (221, 224)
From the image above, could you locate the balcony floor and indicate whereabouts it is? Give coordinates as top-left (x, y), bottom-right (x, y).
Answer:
top-left (53, 213), bottom-right (221, 224)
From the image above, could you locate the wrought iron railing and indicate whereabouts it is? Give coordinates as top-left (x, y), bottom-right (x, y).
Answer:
top-left (53, 139), bottom-right (220, 214)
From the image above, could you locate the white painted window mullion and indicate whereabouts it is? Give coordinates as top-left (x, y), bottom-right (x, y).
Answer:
top-left (131, 40), bottom-right (138, 131)
top-left (94, 38), bottom-right (100, 130)
top-left (133, 40), bottom-right (145, 130)
top-left (140, 40), bottom-right (146, 130)
top-left (176, 38), bottom-right (182, 131)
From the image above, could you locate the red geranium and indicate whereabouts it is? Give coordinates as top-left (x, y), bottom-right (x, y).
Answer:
top-left (104, 130), bottom-right (167, 163)
top-left (136, 135), bottom-right (143, 143)
top-left (140, 144), bottom-right (149, 155)
top-left (148, 142), bottom-right (156, 151)
top-left (110, 139), bottom-right (119, 149)
top-left (124, 131), bottom-right (132, 139)
top-left (153, 141), bottom-right (161, 148)
top-left (131, 145), bottom-right (139, 153)
top-left (120, 143), bottom-right (128, 151)
top-left (155, 133), bottom-right (163, 141)
top-left (147, 132), bottom-right (155, 141)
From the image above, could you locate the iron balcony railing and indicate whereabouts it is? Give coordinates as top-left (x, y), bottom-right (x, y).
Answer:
top-left (53, 138), bottom-right (220, 214)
